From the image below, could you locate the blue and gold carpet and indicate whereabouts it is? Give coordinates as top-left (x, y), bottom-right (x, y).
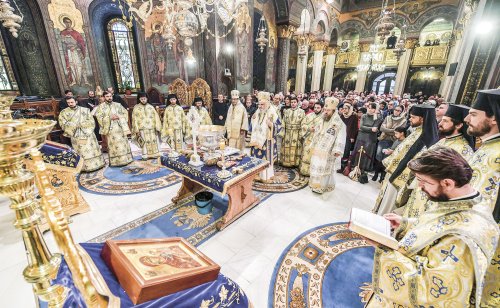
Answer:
top-left (78, 158), bottom-right (181, 195)
top-left (88, 190), bottom-right (272, 247)
top-left (252, 166), bottom-right (309, 193)
top-left (269, 222), bottom-right (375, 308)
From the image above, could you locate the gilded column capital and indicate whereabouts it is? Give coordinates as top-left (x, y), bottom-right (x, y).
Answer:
top-left (327, 47), bottom-right (339, 55)
top-left (277, 25), bottom-right (296, 39)
top-left (405, 38), bottom-right (419, 49)
top-left (359, 43), bottom-right (371, 52)
top-left (293, 34), bottom-right (314, 47)
top-left (311, 41), bottom-right (328, 52)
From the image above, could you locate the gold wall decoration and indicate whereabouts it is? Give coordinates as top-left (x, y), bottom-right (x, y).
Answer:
top-left (188, 78), bottom-right (213, 112)
top-left (277, 25), bottom-right (296, 39)
top-left (335, 51), bottom-right (360, 68)
top-left (168, 78), bottom-right (212, 111)
top-left (311, 41), bottom-right (329, 52)
top-left (169, 79), bottom-right (190, 106)
top-left (236, 5), bottom-right (251, 34)
top-left (144, 7), bottom-right (168, 39)
top-left (411, 46), bottom-right (449, 66)
top-left (48, 0), bottom-right (84, 33)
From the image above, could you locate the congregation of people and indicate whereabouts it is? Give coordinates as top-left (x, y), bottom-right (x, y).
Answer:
top-left (57, 85), bottom-right (499, 306)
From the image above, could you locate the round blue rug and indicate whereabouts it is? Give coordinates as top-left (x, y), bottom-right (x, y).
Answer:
top-left (78, 158), bottom-right (181, 195)
top-left (269, 222), bottom-right (375, 308)
top-left (252, 166), bottom-right (308, 193)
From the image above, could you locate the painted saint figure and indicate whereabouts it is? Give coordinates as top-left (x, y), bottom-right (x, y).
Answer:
top-left (60, 17), bottom-right (89, 86)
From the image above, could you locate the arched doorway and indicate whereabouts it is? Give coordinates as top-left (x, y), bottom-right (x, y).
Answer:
top-left (371, 72), bottom-right (396, 95)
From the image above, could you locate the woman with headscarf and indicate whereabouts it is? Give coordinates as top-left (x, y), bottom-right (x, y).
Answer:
top-left (338, 101), bottom-right (358, 173)
top-left (132, 92), bottom-right (162, 159)
top-left (351, 102), bottom-right (383, 175)
top-left (372, 104), bottom-right (407, 182)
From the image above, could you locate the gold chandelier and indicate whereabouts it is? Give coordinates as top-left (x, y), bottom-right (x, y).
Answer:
top-left (0, 0), bottom-right (23, 38)
top-left (115, 0), bottom-right (246, 47)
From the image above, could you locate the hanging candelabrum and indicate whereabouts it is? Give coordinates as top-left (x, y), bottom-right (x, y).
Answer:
top-left (393, 24), bottom-right (407, 61)
top-left (255, 16), bottom-right (268, 53)
top-left (0, 117), bottom-right (68, 307)
top-left (0, 0), bottom-right (23, 38)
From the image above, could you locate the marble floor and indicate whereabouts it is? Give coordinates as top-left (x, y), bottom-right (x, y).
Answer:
top-left (0, 171), bottom-right (379, 308)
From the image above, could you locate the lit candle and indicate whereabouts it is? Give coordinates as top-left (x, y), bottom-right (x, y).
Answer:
top-left (219, 139), bottom-right (226, 150)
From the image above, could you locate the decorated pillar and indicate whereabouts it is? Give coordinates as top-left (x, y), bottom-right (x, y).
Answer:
top-left (276, 25), bottom-right (296, 93)
top-left (294, 34), bottom-right (313, 94)
top-left (322, 47), bottom-right (338, 92)
top-left (310, 41), bottom-right (328, 92)
top-left (355, 70), bottom-right (368, 93)
top-left (449, 0), bottom-right (498, 105)
top-left (393, 38), bottom-right (418, 96)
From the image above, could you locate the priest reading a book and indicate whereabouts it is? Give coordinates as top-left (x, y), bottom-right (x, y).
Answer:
top-left (352, 147), bottom-right (499, 307)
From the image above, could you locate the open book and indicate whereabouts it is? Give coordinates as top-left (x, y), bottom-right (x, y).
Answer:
top-left (348, 208), bottom-right (399, 250)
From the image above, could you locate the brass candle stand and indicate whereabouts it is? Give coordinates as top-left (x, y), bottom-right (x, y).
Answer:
top-left (0, 119), bottom-right (68, 307)
top-left (30, 149), bottom-right (111, 307)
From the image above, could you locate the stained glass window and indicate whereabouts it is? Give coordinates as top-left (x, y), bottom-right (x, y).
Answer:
top-left (107, 19), bottom-right (141, 93)
top-left (0, 31), bottom-right (18, 91)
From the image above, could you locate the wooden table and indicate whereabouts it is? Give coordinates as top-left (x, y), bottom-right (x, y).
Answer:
top-left (161, 154), bottom-right (268, 230)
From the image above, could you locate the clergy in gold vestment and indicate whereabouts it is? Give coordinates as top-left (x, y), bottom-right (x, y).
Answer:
top-left (401, 104), bottom-right (475, 220)
top-left (367, 148), bottom-right (499, 307)
top-left (192, 97), bottom-right (212, 125)
top-left (58, 96), bottom-right (105, 171)
top-left (225, 90), bottom-right (249, 151)
top-left (250, 91), bottom-right (281, 182)
top-left (132, 92), bottom-right (162, 159)
top-left (94, 91), bottom-right (133, 167)
top-left (281, 96), bottom-right (305, 167)
top-left (465, 89), bottom-right (500, 223)
top-left (374, 105), bottom-right (439, 215)
top-left (298, 102), bottom-right (323, 176)
top-left (308, 97), bottom-right (346, 194)
top-left (161, 94), bottom-right (190, 151)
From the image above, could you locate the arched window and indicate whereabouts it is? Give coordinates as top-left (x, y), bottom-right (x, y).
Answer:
top-left (0, 32), bottom-right (18, 91)
top-left (372, 72), bottom-right (396, 95)
top-left (107, 18), bottom-right (141, 93)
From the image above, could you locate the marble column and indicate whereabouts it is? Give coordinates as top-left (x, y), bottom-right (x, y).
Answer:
top-left (393, 39), bottom-right (418, 96)
top-left (276, 25), bottom-right (296, 94)
top-left (322, 47), bottom-right (338, 91)
top-left (310, 41), bottom-right (328, 91)
top-left (294, 34), bottom-right (313, 94)
top-left (355, 69), bottom-right (368, 93)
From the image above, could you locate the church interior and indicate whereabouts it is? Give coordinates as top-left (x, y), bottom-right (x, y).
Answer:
top-left (0, 0), bottom-right (499, 307)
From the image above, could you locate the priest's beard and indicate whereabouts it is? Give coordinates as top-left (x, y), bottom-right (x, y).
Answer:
top-left (467, 121), bottom-right (492, 137)
top-left (439, 125), bottom-right (456, 136)
top-left (423, 187), bottom-right (449, 202)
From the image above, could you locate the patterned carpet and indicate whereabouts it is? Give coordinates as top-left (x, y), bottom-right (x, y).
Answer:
top-left (78, 157), bottom-right (181, 195)
top-left (88, 190), bottom-right (272, 247)
top-left (252, 165), bottom-right (309, 193)
top-left (269, 222), bottom-right (375, 308)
